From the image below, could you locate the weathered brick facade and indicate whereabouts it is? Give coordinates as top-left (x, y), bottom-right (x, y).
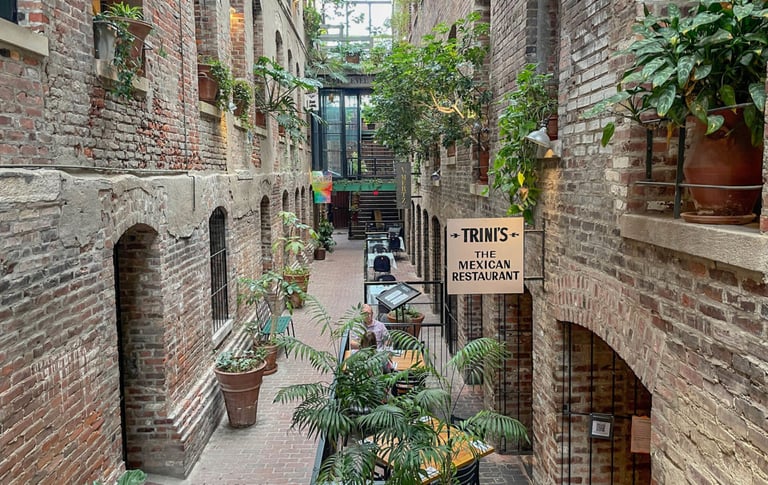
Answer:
top-left (0, 0), bottom-right (312, 482)
top-left (408, 1), bottom-right (768, 484)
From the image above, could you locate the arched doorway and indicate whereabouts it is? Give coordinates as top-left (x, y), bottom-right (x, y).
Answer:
top-left (113, 224), bottom-right (164, 469)
top-left (560, 323), bottom-right (652, 484)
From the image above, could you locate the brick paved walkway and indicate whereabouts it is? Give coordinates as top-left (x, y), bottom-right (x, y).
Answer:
top-left (147, 234), bottom-right (531, 485)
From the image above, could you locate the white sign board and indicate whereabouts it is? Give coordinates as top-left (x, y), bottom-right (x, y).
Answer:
top-left (446, 217), bottom-right (524, 295)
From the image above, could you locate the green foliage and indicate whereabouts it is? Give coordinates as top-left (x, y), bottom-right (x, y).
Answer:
top-left (274, 299), bottom-right (529, 484)
top-left (232, 78), bottom-right (253, 124)
top-left (491, 64), bottom-right (557, 224)
top-left (94, 3), bottom-right (149, 99)
top-left (237, 211), bottom-right (315, 341)
top-left (585, 0), bottom-right (767, 146)
top-left (253, 56), bottom-right (323, 141)
top-left (199, 56), bottom-right (235, 111)
top-left (90, 469), bottom-right (146, 485)
top-left (366, 13), bottom-right (491, 159)
top-left (215, 348), bottom-right (267, 373)
top-left (316, 217), bottom-right (336, 252)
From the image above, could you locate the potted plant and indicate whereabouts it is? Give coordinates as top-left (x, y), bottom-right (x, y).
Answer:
top-left (252, 56), bottom-right (322, 141)
top-left (386, 304), bottom-right (425, 339)
top-left (276, 211), bottom-right (316, 308)
top-left (93, 2), bottom-right (153, 99)
top-left (586, 0), bottom-right (767, 223)
top-left (313, 217), bottom-right (336, 260)
top-left (213, 348), bottom-right (268, 428)
top-left (275, 302), bottom-right (529, 484)
top-left (491, 63), bottom-right (557, 224)
top-left (198, 56), bottom-right (234, 110)
top-left (232, 78), bottom-right (253, 124)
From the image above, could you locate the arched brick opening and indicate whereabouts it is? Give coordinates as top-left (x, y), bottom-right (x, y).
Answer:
top-left (422, 208), bottom-right (430, 293)
top-left (558, 323), bottom-right (652, 484)
top-left (488, 291), bottom-right (534, 454)
top-left (431, 215), bottom-right (441, 311)
top-left (113, 223), bottom-right (164, 470)
top-left (260, 196), bottom-right (272, 271)
top-left (415, 205), bottom-right (422, 275)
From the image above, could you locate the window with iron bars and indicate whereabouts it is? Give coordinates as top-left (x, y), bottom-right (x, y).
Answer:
top-left (1, 0), bottom-right (18, 23)
top-left (209, 208), bottom-right (229, 335)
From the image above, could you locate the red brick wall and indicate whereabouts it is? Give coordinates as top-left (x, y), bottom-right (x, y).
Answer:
top-left (0, 0), bottom-right (311, 481)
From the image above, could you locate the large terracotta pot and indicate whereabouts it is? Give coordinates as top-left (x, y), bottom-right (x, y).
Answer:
top-left (213, 361), bottom-right (267, 428)
top-left (197, 64), bottom-right (219, 104)
top-left (386, 311), bottom-right (424, 339)
top-left (258, 343), bottom-right (279, 376)
top-left (283, 272), bottom-right (310, 308)
top-left (682, 108), bottom-right (763, 224)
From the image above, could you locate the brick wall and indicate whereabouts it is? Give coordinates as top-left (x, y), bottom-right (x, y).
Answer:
top-left (409, 0), bottom-right (768, 484)
top-left (0, 0), bottom-right (311, 481)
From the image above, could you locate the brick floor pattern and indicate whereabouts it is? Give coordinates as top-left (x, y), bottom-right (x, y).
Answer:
top-left (148, 235), bottom-right (531, 485)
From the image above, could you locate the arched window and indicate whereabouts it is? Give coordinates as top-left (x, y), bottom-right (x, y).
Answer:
top-left (209, 207), bottom-right (230, 339)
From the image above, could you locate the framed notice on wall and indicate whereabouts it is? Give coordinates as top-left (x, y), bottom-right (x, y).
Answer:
top-left (631, 415), bottom-right (651, 454)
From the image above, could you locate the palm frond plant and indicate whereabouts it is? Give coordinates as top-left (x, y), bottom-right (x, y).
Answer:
top-left (275, 298), bottom-right (529, 485)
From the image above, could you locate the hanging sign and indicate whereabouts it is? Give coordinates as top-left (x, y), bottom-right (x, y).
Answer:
top-left (311, 170), bottom-right (332, 203)
top-left (446, 217), bottom-right (524, 295)
top-left (395, 162), bottom-right (411, 209)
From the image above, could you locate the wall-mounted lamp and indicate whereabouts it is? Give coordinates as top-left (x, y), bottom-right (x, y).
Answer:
top-left (431, 169), bottom-right (441, 182)
top-left (525, 119), bottom-right (560, 158)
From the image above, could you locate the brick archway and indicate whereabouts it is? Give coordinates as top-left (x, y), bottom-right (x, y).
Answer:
top-left (113, 223), bottom-right (164, 470)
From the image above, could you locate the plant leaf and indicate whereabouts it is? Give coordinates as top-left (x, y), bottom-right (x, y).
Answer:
top-left (719, 85), bottom-right (736, 108)
top-left (601, 123), bottom-right (615, 147)
top-left (655, 84), bottom-right (677, 116)
top-left (705, 114), bottom-right (724, 135)
top-left (749, 83), bottom-right (766, 111)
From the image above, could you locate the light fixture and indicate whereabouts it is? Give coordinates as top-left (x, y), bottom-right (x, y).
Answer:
top-left (525, 118), bottom-right (560, 157)
top-left (525, 123), bottom-right (551, 148)
top-left (431, 169), bottom-right (441, 182)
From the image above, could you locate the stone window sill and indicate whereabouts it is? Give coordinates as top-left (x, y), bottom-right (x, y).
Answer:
top-left (620, 213), bottom-right (768, 276)
top-left (0, 19), bottom-right (49, 57)
top-left (94, 59), bottom-right (149, 94)
top-left (199, 100), bottom-right (222, 119)
top-left (470, 182), bottom-right (489, 197)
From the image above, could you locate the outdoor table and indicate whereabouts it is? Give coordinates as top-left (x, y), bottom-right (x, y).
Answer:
top-left (344, 349), bottom-right (423, 371)
top-left (367, 416), bottom-right (495, 484)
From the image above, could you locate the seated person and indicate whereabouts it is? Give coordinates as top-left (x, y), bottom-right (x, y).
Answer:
top-left (359, 331), bottom-right (395, 374)
top-left (350, 303), bottom-right (390, 351)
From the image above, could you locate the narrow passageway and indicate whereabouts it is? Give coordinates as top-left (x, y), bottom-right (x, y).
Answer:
top-left (147, 233), bottom-right (531, 484)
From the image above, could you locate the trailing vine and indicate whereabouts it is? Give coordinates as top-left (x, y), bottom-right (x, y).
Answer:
top-left (491, 63), bottom-right (557, 224)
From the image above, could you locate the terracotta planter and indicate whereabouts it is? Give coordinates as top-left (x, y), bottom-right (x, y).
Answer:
top-left (682, 108), bottom-right (763, 224)
top-left (123, 18), bottom-right (152, 66)
top-left (258, 343), bottom-right (279, 376)
top-left (197, 64), bottom-right (219, 104)
top-left (478, 149), bottom-right (490, 184)
top-left (314, 247), bottom-right (326, 260)
top-left (283, 272), bottom-right (310, 308)
top-left (386, 311), bottom-right (424, 338)
top-left (214, 361), bottom-right (267, 428)
top-left (254, 110), bottom-right (267, 127)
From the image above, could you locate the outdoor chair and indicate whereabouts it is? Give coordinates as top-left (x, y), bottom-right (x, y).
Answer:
top-left (373, 255), bottom-right (391, 278)
top-left (376, 274), bottom-right (397, 282)
top-left (454, 458), bottom-right (480, 485)
top-left (255, 298), bottom-right (295, 356)
top-left (388, 236), bottom-right (402, 255)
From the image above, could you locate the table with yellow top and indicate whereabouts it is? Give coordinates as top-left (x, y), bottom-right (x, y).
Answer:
top-left (369, 416), bottom-right (495, 484)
